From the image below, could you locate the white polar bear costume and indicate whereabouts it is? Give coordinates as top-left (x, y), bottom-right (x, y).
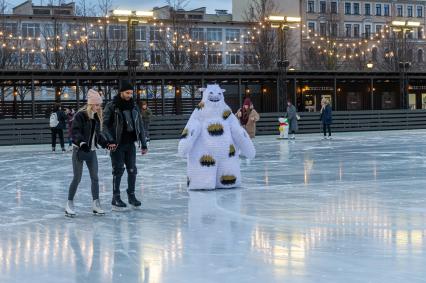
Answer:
top-left (178, 84), bottom-right (256, 190)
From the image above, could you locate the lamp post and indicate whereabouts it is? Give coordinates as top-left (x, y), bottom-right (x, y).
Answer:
top-left (143, 60), bottom-right (150, 70)
top-left (109, 10), bottom-right (153, 92)
top-left (366, 60), bottom-right (374, 70)
top-left (391, 20), bottom-right (421, 109)
top-left (268, 15), bottom-right (301, 113)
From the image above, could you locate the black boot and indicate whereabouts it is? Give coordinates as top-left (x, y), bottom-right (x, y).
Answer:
top-left (128, 193), bottom-right (141, 208)
top-left (112, 175), bottom-right (127, 211)
top-left (111, 196), bottom-right (127, 211)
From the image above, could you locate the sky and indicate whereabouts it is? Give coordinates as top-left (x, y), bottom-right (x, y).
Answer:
top-left (6, 0), bottom-right (233, 13)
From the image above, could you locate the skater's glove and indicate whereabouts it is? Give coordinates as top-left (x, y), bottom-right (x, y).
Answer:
top-left (80, 142), bottom-right (90, 152)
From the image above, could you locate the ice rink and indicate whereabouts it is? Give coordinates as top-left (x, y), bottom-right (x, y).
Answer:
top-left (0, 130), bottom-right (425, 283)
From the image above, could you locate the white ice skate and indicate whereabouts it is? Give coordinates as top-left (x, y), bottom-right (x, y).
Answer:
top-left (92, 199), bottom-right (105, 215)
top-left (65, 200), bottom-right (76, 217)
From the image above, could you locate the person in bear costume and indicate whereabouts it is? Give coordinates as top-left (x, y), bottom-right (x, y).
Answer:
top-left (178, 84), bottom-right (255, 190)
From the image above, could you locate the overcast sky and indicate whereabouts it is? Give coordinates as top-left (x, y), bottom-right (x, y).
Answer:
top-left (6, 0), bottom-right (233, 13)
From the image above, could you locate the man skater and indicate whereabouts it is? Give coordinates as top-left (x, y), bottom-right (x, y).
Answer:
top-left (102, 81), bottom-right (148, 211)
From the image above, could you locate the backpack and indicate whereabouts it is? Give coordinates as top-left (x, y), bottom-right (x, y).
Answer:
top-left (49, 112), bottom-right (59, 128)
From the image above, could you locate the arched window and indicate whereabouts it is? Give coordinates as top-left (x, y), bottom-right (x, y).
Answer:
top-left (418, 49), bottom-right (424, 63)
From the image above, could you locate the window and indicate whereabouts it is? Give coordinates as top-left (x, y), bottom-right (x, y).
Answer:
top-left (23, 53), bottom-right (41, 65)
top-left (353, 24), bottom-right (360, 38)
top-left (365, 3), bottom-right (371, 15)
top-left (244, 53), bottom-right (257, 65)
top-left (331, 2), bottom-right (337, 14)
top-left (376, 4), bottom-right (381, 16)
top-left (418, 49), bottom-right (424, 63)
top-left (207, 28), bottom-right (222, 42)
top-left (345, 2), bottom-right (351, 14)
top-left (408, 6), bottom-right (413, 17)
top-left (308, 22), bottom-right (316, 35)
top-left (320, 1), bottom-right (326, 13)
top-left (353, 3), bottom-right (360, 15)
top-left (375, 24), bottom-right (382, 35)
top-left (208, 51), bottom-right (222, 65)
top-left (191, 28), bottom-right (205, 41)
top-left (418, 27), bottom-right (424, 39)
top-left (3, 23), bottom-right (18, 35)
top-left (226, 51), bottom-right (240, 65)
top-left (135, 49), bottom-right (148, 63)
top-left (242, 29), bottom-right (252, 43)
top-left (308, 1), bottom-right (315, 13)
top-left (365, 25), bottom-right (371, 38)
top-left (345, 24), bottom-right (352, 37)
top-left (22, 23), bottom-right (40, 38)
top-left (384, 4), bottom-right (390, 16)
top-left (150, 50), bottom-right (163, 65)
top-left (397, 5), bottom-right (403, 17)
top-left (320, 23), bottom-right (327, 36)
top-left (33, 9), bottom-right (50, 15)
top-left (225, 29), bottom-right (240, 42)
top-left (191, 52), bottom-right (205, 65)
top-left (109, 25), bottom-right (126, 40)
top-left (331, 23), bottom-right (338, 36)
top-left (417, 6), bottom-right (423, 18)
top-left (88, 29), bottom-right (101, 40)
top-left (44, 24), bottom-right (62, 37)
top-left (149, 26), bottom-right (161, 41)
top-left (135, 27), bottom-right (146, 41)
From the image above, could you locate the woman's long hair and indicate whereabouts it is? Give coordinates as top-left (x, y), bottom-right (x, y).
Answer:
top-left (78, 104), bottom-right (103, 130)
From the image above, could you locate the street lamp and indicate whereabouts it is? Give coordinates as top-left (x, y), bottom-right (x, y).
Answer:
top-left (143, 60), bottom-right (150, 70)
top-left (366, 60), bottom-right (374, 69)
top-left (391, 20), bottom-right (421, 109)
top-left (268, 15), bottom-right (301, 113)
top-left (109, 10), bottom-right (154, 90)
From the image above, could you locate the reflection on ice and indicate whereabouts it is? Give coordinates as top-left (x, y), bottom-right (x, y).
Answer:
top-left (0, 131), bottom-right (426, 282)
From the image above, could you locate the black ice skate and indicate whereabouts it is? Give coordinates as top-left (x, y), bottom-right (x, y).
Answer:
top-left (111, 197), bottom-right (128, 211)
top-left (128, 194), bottom-right (142, 209)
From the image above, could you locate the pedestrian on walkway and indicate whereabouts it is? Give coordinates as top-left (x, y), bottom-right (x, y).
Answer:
top-left (50, 103), bottom-right (67, 152)
top-left (65, 89), bottom-right (107, 217)
top-left (65, 108), bottom-right (75, 150)
top-left (320, 98), bottom-right (333, 139)
top-left (285, 100), bottom-right (299, 140)
top-left (102, 81), bottom-right (148, 211)
top-left (141, 101), bottom-right (153, 142)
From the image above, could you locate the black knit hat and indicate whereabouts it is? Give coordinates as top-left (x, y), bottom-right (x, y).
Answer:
top-left (119, 80), bottom-right (133, 93)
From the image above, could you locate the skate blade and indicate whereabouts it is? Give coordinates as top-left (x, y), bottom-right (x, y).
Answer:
top-left (93, 210), bottom-right (106, 216)
top-left (112, 206), bottom-right (129, 212)
top-left (65, 211), bottom-right (76, 218)
top-left (130, 204), bottom-right (142, 209)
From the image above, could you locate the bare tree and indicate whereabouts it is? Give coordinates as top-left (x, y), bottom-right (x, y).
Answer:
top-left (242, 0), bottom-right (279, 70)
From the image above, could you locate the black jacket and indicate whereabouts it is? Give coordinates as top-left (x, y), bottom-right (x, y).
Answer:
top-left (54, 110), bottom-right (67, 130)
top-left (102, 96), bottom-right (147, 149)
top-left (71, 111), bottom-right (107, 148)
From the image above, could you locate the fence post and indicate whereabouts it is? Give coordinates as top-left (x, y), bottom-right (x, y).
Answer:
top-left (161, 79), bottom-right (165, 116)
top-left (31, 78), bottom-right (35, 119)
top-left (76, 79), bottom-right (80, 109)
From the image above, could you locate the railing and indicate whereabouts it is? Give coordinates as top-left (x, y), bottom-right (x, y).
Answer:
top-left (1, 110), bottom-right (426, 146)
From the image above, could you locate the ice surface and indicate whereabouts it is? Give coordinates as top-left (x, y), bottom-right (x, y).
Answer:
top-left (0, 131), bottom-right (425, 283)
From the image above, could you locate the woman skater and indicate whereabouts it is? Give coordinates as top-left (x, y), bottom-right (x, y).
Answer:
top-left (65, 89), bottom-right (107, 217)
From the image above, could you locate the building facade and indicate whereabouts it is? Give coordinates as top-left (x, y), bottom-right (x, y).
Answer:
top-left (0, 2), bottom-right (260, 71)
